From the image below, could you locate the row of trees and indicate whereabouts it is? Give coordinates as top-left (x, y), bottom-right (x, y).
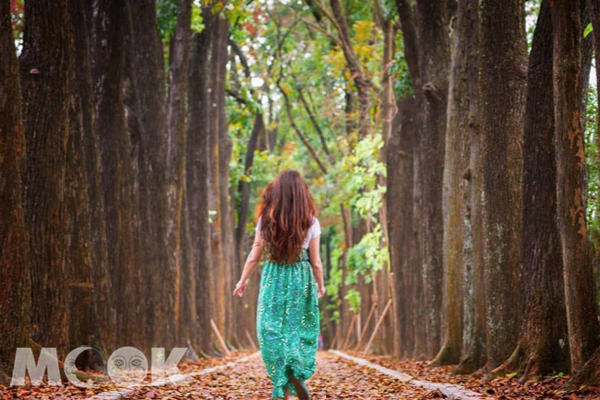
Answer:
top-left (1, 0), bottom-right (399, 379)
top-left (387, 0), bottom-right (600, 386)
top-left (0, 0), bottom-right (244, 377)
top-left (3, 0), bottom-right (600, 389)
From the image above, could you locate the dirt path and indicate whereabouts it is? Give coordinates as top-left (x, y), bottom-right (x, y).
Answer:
top-left (123, 351), bottom-right (438, 399)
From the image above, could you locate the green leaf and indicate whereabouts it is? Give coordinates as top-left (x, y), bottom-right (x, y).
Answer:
top-left (584, 22), bottom-right (593, 38)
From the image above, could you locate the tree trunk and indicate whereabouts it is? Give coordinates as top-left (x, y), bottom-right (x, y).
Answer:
top-left (386, 96), bottom-right (419, 359)
top-left (166, 0), bottom-right (193, 348)
top-left (486, 1), bottom-right (570, 381)
top-left (454, 8), bottom-right (486, 370)
top-left (126, 0), bottom-right (170, 351)
top-left (187, 27), bottom-right (214, 354)
top-left (394, 0), bottom-right (427, 362)
top-left (0, 0), bottom-right (31, 377)
top-left (415, 0), bottom-right (450, 359)
top-left (551, 0), bottom-right (600, 375)
top-left (207, 11), bottom-right (227, 342)
top-left (65, 0), bottom-right (98, 367)
top-left (432, 0), bottom-right (479, 366)
top-left (479, 0), bottom-right (527, 371)
top-left (20, 0), bottom-right (72, 356)
top-left (91, 0), bottom-right (144, 350)
top-left (76, 0), bottom-right (115, 360)
top-left (234, 112), bottom-right (264, 339)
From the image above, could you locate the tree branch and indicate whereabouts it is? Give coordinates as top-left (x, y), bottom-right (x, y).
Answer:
top-left (291, 72), bottom-right (331, 156)
top-left (276, 77), bottom-right (328, 174)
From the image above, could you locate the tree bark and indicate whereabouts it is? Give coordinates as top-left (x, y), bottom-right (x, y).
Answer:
top-left (20, 0), bottom-right (72, 356)
top-left (479, 0), bottom-right (527, 370)
top-left (551, 0), bottom-right (600, 376)
top-left (0, 0), bottom-right (31, 377)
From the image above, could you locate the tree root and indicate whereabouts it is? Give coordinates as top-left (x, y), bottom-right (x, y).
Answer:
top-left (565, 347), bottom-right (600, 390)
top-left (26, 338), bottom-right (109, 384)
top-left (482, 344), bottom-right (525, 383)
top-left (518, 354), bottom-right (541, 384)
top-left (428, 342), bottom-right (461, 367)
top-left (453, 353), bottom-right (485, 375)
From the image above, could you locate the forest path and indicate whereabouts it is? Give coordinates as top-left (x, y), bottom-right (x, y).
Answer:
top-left (121, 351), bottom-right (441, 399)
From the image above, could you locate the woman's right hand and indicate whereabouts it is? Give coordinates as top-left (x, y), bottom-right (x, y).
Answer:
top-left (233, 279), bottom-right (248, 297)
top-left (317, 283), bottom-right (325, 299)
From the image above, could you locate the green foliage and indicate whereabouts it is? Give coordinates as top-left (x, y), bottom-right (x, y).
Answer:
top-left (221, 0), bottom-right (395, 317)
top-left (524, 0), bottom-right (541, 52)
top-left (327, 133), bottom-right (386, 218)
top-left (157, 0), bottom-right (204, 43)
top-left (157, 0), bottom-right (180, 40)
top-left (346, 224), bottom-right (389, 284)
top-left (344, 288), bottom-right (361, 313)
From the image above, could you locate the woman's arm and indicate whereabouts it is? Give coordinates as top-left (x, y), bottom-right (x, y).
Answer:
top-left (233, 229), bottom-right (265, 297)
top-left (308, 235), bottom-right (325, 299)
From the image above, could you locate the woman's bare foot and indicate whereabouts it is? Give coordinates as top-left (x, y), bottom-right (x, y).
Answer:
top-left (287, 372), bottom-right (310, 400)
top-left (282, 386), bottom-right (292, 400)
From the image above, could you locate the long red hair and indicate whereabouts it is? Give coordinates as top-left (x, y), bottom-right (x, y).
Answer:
top-left (255, 169), bottom-right (317, 264)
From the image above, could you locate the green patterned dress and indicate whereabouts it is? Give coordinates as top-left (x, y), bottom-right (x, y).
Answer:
top-left (256, 247), bottom-right (320, 399)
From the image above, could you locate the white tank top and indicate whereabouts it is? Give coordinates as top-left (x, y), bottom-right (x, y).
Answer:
top-left (255, 216), bottom-right (321, 248)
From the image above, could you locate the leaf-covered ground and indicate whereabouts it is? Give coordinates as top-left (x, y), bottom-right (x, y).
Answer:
top-left (124, 350), bottom-right (438, 399)
top-left (2, 350), bottom-right (452, 399)
top-left (7, 348), bottom-right (599, 399)
top-left (346, 350), bottom-right (600, 400)
top-left (0, 350), bottom-right (255, 399)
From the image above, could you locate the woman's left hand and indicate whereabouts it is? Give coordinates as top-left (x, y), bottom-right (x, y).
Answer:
top-left (233, 279), bottom-right (248, 297)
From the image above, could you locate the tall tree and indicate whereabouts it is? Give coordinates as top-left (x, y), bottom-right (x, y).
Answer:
top-left (91, 0), bottom-right (144, 350)
top-left (0, 0), bottom-right (31, 377)
top-left (187, 24), bottom-right (214, 354)
top-left (65, 0), bottom-right (98, 366)
top-left (166, 0), bottom-right (193, 348)
top-left (432, 0), bottom-right (479, 366)
top-left (125, 0), bottom-right (170, 351)
top-left (386, 96), bottom-right (420, 359)
top-left (20, 0), bottom-right (73, 356)
top-left (415, 0), bottom-right (450, 358)
top-left (453, 0), bottom-right (486, 375)
top-left (486, 1), bottom-right (570, 380)
top-left (394, 0), bottom-right (451, 360)
top-left (76, 0), bottom-right (115, 360)
top-left (207, 11), bottom-right (234, 343)
top-left (551, 0), bottom-right (600, 376)
top-left (479, 0), bottom-right (527, 371)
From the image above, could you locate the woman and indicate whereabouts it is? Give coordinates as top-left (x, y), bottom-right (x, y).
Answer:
top-left (233, 169), bottom-right (325, 400)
